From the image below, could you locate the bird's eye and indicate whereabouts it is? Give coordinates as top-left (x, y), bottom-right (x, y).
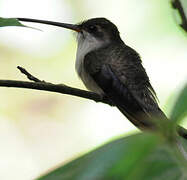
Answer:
top-left (88, 25), bottom-right (98, 32)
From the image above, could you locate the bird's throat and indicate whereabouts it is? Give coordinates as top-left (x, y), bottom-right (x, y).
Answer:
top-left (75, 33), bottom-right (105, 95)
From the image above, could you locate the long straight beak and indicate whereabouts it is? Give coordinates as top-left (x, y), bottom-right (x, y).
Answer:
top-left (17, 18), bottom-right (81, 32)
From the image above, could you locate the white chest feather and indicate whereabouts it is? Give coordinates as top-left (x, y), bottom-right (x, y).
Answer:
top-left (75, 32), bottom-right (104, 94)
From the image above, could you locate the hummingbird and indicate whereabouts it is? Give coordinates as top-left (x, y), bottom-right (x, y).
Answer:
top-left (17, 17), bottom-right (187, 138)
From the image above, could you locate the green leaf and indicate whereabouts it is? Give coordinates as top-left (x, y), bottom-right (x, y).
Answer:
top-left (170, 84), bottom-right (187, 123)
top-left (0, 17), bottom-right (27, 27)
top-left (36, 133), bottom-right (185, 180)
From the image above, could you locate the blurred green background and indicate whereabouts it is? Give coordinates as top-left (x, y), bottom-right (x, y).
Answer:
top-left (0, 0), bottom-right (187, 179)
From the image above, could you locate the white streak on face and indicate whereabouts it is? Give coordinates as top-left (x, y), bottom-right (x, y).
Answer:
top-left (75, 31), bottom-right (105, 94)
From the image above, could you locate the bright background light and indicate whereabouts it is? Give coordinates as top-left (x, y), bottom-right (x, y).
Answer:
top-left (0, 0), bottom-right (187, 179)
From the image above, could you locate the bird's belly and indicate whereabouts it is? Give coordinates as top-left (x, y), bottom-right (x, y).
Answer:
top-left (79, 68), bottom-right (104, 95)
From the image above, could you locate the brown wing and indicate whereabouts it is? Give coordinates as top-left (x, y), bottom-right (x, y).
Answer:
top-left (84, 45), bottom-right (168, 129)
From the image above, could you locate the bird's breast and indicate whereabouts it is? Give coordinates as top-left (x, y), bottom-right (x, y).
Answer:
top-left (75, 36), bottom-right (104, 95)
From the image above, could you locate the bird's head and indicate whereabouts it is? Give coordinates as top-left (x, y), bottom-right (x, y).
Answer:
top-left (76, 18), bottom-right (120, 43)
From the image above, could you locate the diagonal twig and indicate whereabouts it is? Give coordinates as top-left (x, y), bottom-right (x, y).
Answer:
top-left (172, 0), bottom-right (187, 32)
top-left (17, 66), bottom-right (45, 83)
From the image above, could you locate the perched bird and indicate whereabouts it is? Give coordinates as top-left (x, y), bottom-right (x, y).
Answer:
top-left (17, 17), bottom-right (187, 138)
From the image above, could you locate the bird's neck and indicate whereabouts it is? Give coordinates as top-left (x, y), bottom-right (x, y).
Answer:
top-left (75, 37), bottom-right (107, 75)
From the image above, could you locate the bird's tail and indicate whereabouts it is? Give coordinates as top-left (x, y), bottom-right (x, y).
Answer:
top-left (116, 104), bottom-right (187, 140)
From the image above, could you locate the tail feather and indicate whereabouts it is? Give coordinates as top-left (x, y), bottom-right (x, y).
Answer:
top-left (116, 102), bottom-right (187, 139)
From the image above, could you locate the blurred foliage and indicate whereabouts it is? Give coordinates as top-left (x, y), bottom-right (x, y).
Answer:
top-left (2, 17), bottom-right (187, 180)
top-left (170, 85), bottom-right (187, 123)
top-left (36, 83), bottom-right (187, 180)
top-left (37, 135), bottom-right (186, 180)
top-left (0, 17), bottom-right (26, 27)
top-left (1, 0), bottom-right (187, 179)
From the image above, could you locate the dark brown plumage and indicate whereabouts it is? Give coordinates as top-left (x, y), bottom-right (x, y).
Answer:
top-left (17, 17), bottom-right (187, 138)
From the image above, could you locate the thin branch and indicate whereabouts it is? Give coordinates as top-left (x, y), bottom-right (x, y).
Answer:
top-left (17, 66), bottom-right (44, 83)
top-left (0, 66), bottom-right (112, 105)
top-left (0, 80), bottom-right (110, 103)
top-left (172, 0), bottom-right (187, 32)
